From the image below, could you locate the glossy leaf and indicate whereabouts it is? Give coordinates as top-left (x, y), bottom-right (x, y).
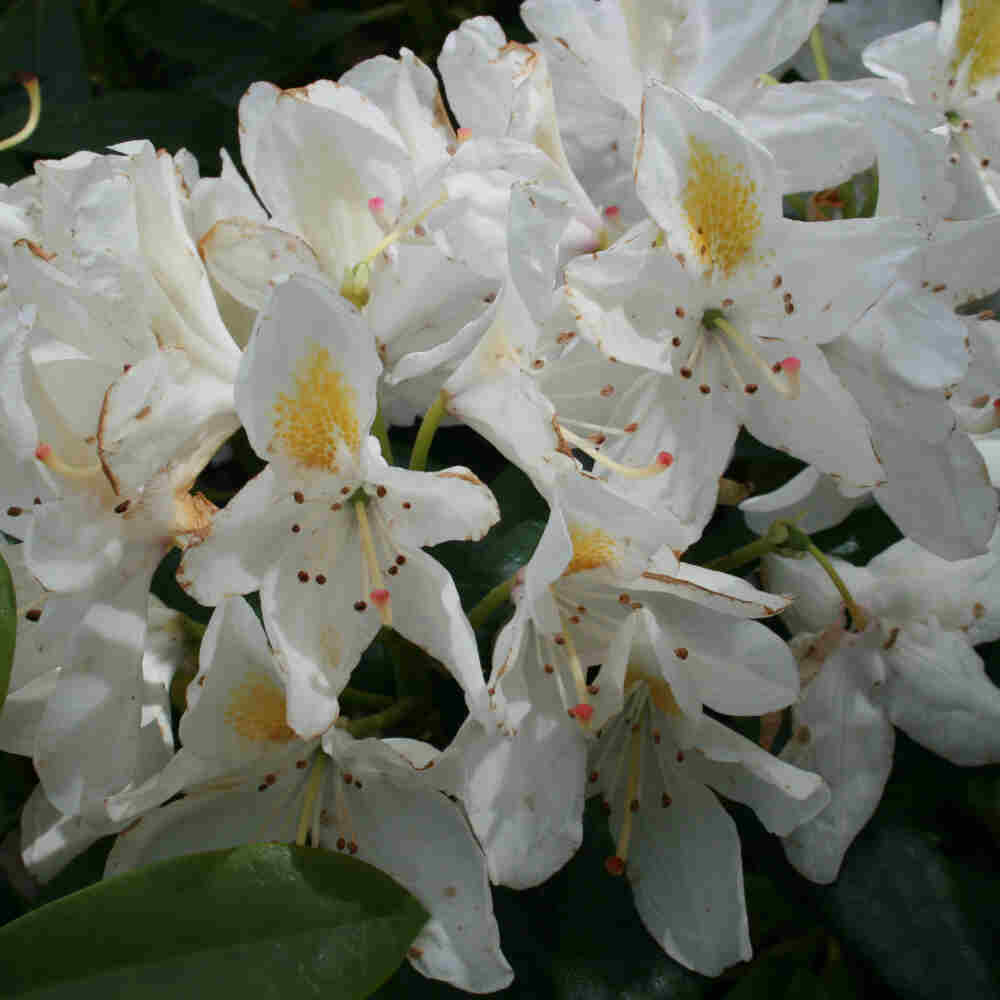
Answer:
top-left (0, 843), bottom-right (428, 999)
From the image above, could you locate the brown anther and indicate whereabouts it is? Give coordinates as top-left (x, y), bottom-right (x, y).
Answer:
top-left (123, 363), bottom-right (132, 373)
top-left (630, 602), bottom-right (643, 611)
top-left (629, 799), bottom-right (639, 813)
top-left (600, 384), bottom-right (615, 397)
top-left (652, 730), bottom-right (661, 744)
top-left (532, 359), bottom-right (545, 369)
top-left (376, 485), bottom-right (387, 498)
top-left (671, 336), bottom-right (682, 347)
top-left (796, 724), bottom-right (811, 744)
top-left (983, 158), bottom-right (992, 168)
top-left (974, 601), bottom-right (985, 618)
top-left (674, 647), bottom-right (688, 659)
top-left (624, 421), bottom-right (638, 432)
top-left (556, 331), bottom-right (575, 344)
top-left (114, 500), bottom-right (130, 514)
top-left (772, 275), bottom-right (783, 288)
top-left (5, 506), bottom-right (22, 516)
top-left (258, 783), bottom-right (268, 791)
top-left (297, 570), bottom-right (309, 582)
top-left (744, 384), bottom-right (758, 395)
top-left (25, 609), bottom-right (41, 622)
top-left (337, 837), bottom-right (346, 850)
top-left (587, 684), bottom-right (600, 695)
top-left (341, 486), bottom-right (351, 495)
top-left (772, 362), bottom-right (782, 373)
top-left (387, 565), bottom-right (398, 575)
top-left (343, 772), bottom-right (353, 784)
top-left (296, 759), bottom-right (308, 769)
top-left (395, 555), bottom-right (406, 565)
top-left (661, 793), bottom-right (671, 807)
top-left (978, 310), bottom-right (995, 320)
top-left (402, 501), bottom-right (412, 509)
top-left (330, 503), bottom-right (342, 511)
top-left (722, 298), bottom-right (734, 307)
top-left (355, 780), bottom-right (362, 789)
top-left (631, 723), bottom-right (640, 734)
top-left (698, 384), bottom-right (711, 394)
top-left (291, 523), bottom-right (301, 533)
top-left (676, 750), bottom-right (685, 762)
top-left (619, 593), bottom-right (631, 605)
top-left (554, 634), bottom-right (566, 646)
top-left (354, 600), bottom-right (367, 611)
top-left (265, 773), bottom-right (276, 786)
top-left (784, 301), bottom-right (795, 315)
top-left (588, 432), bottom-right (607, 446)
top-left (293, 491), bottom-right (305, 504)
top-left (589, 770), bottom-right (599, 782)
top-left (544, 663), bottom-right (554, 674)
top-left (569, 615), bottom-right (581, 624)
top-left (675, 306), bottom-right (686, 318)
top-left (577, 605), bottom-right (586, 614)
top-left (679, 366), bottom-right (693, 378)
top-left (316, 574), bottom-right (327, 585)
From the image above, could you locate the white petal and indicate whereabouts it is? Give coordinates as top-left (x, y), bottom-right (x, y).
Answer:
top-left (686, 715), bottom-right (830, 836)
top-left (236, 274), bottom-right (379, 475)
top-left (443, 712), bottom-right (585, 889)
top-left (742, 466), bottom-right (871, 537)
top-left (879, 619), bottom-right (1000, 765)
top-left (781, 626), bottom-right (895, 884)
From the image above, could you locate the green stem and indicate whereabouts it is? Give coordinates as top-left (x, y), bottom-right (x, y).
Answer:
top-left (860, 168), bottom-right (879, 217)
top-left (467, 574), bottom-right (517, 629)
top-left (345, 696), bottom-right (426, 738)
top-left (805, 543), bottom-right (869, 631)
top-left (705, 522), bottom-right (790, 574)
top-left (409, 390), bottom-right (447, 471)
top-left (838, 178), bottom-right (857, 220)
top-left (372, 405), bottom-right (394, 465)
top-left (810, 26), bottom-right (831, 80)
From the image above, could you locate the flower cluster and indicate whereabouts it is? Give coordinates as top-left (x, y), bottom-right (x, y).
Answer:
top-left (2, 0), bottom-right (1000, 990)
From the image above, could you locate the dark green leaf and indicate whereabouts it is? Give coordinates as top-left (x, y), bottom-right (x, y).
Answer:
top-left (197, 0), bottom-right (287, 30)
top-left (0, 90), bottom-right (232, 163)
top-left (489, 463), bottom-right (548, 526)
top-left (808, 736), bottom-right (1000, 1000)
top-left (0, 843), bottom-right (428, 998)
top-left (0, 550), bottom-right (13, 711)
top-left (431, 519), bottom-right (545, 613)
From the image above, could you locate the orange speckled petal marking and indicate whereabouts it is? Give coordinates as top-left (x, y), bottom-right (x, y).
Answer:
top-left (683, 136), bottom-right (761, 278)
top-left (953, 0), bottom-right (1000, 87)
top-left (225, 672), bottom-right (297, 743)
top-left (272, 344), bottom-right (360, 471)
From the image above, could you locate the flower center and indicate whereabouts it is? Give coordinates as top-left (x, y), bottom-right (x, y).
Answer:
top-left (624, 666), bottom-right (683, 717)
top-left (225, 673), bottom-right (297, 743)
top-left (682, 136), bottom-right (761, 278)
top-left (953, 0), bottom-right (1000, 88)
top-left (272, 344), bottom-right (360, 471)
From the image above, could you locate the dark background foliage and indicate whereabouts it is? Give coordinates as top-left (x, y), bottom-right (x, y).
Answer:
top-left (2, 1), bottom-right (996, 998)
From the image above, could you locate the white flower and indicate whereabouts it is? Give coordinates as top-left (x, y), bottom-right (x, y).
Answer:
top-left (764, 533), bottom-right (1000, 880)
top-left (105, 596), bottom-right (513, 994)
top-left (180, 275), bottom-right (498, 739)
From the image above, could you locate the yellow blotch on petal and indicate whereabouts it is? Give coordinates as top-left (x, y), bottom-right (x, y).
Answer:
top-left (564, 524), bottom-right (620, 575)
top-left (953, 0), bottom-right (1000, 87)
top-left (682, 136), bottom-right (761, 278)
top-left (272, 345), bottom-right (360, 471)
top-left (625, 666), bottom-right (684, 717)
top-left (225, 673), bottom-right (297, 744)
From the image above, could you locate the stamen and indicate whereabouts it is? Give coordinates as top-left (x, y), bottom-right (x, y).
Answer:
top-left (554, 599), bottom-right (591, 713)
top-left (34, 443), bottom-right (103, 482)
top-left (354, 498), bottom-right (392, 626)
top-left (0, 73), bottom-right (41, 152)
top-left (295, 753), bottom-right (328, 846)
top-left (710, 316), bottom-right (800, 399)
top-left (557, 426), bottom-right (673, 479)
top-left (605, 719), bottom-right (643, 876)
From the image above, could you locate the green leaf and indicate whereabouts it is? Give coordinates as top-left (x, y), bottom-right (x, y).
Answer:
top-left (0, 752), bottom-right (35, 841)
top-left (0, 843), bottom-right (428, 998)
top-left (0, 550), bottom-right (13, 712)
top-left (0, 90), bottom-right (233, 163)
top-left (808, 736), bottom-right (1000, 1000)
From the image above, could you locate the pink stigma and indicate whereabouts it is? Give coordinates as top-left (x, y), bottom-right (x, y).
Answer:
top-left (34, 443), bottom-right (52, 461)
top-left (993, 399), bottom-right (1000, 409)
top-left (457, 127), bottom-right (472, 142)
top-left (368, 196), bottom-right (385, 214)
top-left (604, 856), bottom-right (625, 876)
top-left (780, 356), bottom-right (802, 374)
top-left (603, 205), bottom-right (620, 218)
top-left (370, 589), bottom-right (390, 606)
top-left (570, 703), bottom-right (594, 722)
top-left (656, 451), bottom-right (674, 468)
